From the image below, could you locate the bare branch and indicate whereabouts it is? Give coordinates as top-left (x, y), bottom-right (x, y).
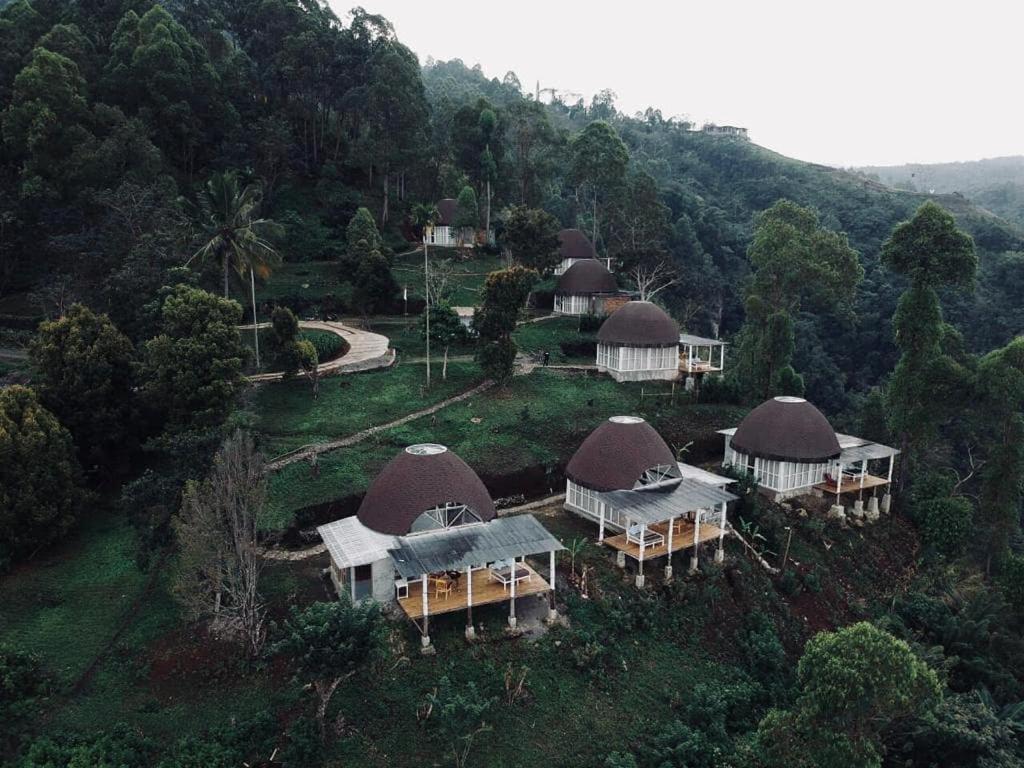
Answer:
top-left (629, 259), bottom-right (679, 301)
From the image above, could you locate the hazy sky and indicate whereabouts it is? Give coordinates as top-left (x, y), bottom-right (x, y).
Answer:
top-left (330, 0), bottom-right (1022, 168)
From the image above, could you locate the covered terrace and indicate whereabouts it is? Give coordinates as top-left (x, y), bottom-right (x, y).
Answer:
top-left (678, 333), bottom-right (727, 375)
top-left (813, 434), bottom-right (899, 510)
top-left (388, 515), bottom-right (564, 646)
top-left (598, 478), bottom-right (737, 587)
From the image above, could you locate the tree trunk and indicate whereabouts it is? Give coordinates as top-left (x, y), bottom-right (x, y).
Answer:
top-left (424, 241), bottom-right (431, 388)
top-left (443, 345), bottom-right (449, 380)
top-left (592, 197), bottom-right (598, 249)
top-left (314, 676), bottom-right (343, 741)
top-left (250, 268), bottom-right (260, 369)
top-left (382, 171), bottom-right (389, 224)
top-left (485, 179), bottom-right (492, 238)
top-left (223, 253), bottom-right (230, 298)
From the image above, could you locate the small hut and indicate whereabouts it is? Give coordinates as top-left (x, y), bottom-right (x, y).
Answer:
top-left (719, 396), bottom-right (899, 514)
top-left (318, 444), bottom-right (563, 647)
top-left (553, 258), bottom-right (621, 316)
top-left (565, 416), bottom-right (736, 586)
top-left (423, 198), bottom-right (475, 247)
top-left (554, 228), bottom-right (602, 275)
top-left (596, 301), bottom-right (680, 382)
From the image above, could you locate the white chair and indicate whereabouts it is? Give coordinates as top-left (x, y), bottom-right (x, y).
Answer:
top-left (394, 578), bottom-right (409, 599)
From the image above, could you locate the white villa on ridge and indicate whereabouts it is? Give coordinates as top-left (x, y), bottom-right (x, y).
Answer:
top-left (596, 301), bottom-right (680, 382)
top-left (553, 258), bottom-right (623, 316)
top-left (718, 396), bottom-right (899, 516)
top-left (554, 229), bottom-right (609, 275)
top-left (317, 443), bottom-right (562, 648)
top-left (565, 416), bottom-right (737, 586)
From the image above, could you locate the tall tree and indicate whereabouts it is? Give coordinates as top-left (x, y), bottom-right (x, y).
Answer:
top-left (501, 206), bottom-right (560, 275)
top-left (421, 302), bottom-right (468, 380)
top-left (141, 285), bottom-right (245, 431)
top-left (30, 304), bottom-right (136, 473)
top-left (173, 430), bottom-right (267, 657)
top-left (754, 622), bottom-right (940, 767)
top-left (570, 120), bottom-right (629, 249)
top-left (0, 385), bottom-right (84, 562)
top-left (882, 202), bottom-right (976, 491)
top-left (474, 266), bottom-right (537, 384)
top-left (733, 200), bottom-right (862, 401)
top-left (190, 171), bottom-right (281, 367)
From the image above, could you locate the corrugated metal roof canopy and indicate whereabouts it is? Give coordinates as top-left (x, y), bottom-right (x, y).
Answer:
top-left (599, 478), bottom-right (738, 526)
top-left (840, 441), bottom-right (899, 463)
top-left (389, 515), bottom-right (564, 579)
top-left (678, 333), bottom-right (727, 347)
top-left (318, 516), bottom-right (397, 570)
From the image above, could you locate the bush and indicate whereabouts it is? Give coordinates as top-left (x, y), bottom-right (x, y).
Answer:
top-left (302, 330), bottom-right (349, 362)
top-left (0, 644), bottom-right (48, 748)
top-left (578, 313), bottom-right (603, 333)
top-left (918, 496), bottom-right (973, 556)
top-left (777, 570), bottom-right (801, 597)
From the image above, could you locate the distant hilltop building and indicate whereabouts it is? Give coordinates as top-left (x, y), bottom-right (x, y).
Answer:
top-left (701, 123), bottom-right (749, 139)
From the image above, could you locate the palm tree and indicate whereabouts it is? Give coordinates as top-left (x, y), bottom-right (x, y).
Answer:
top-left (189, 171), bottom-right (282, 368)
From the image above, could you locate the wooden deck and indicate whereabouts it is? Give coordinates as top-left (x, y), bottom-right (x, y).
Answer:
top-left (814, 474), bottom-right (890, 495)
top-left (397, 563), bottom-right (551, 620)
top-left (604, 520), bottom-right (724, 562)
top-left (679, 360), bottom-right (722, 374)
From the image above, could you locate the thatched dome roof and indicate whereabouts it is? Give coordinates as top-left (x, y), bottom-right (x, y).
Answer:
top-left (357, 444), bottom-right (496, 535)
top-left (555, 258), bottom-right (617, 295)
top-left (597, 301), bottom-right (679, 346)
top-left (566, 416), bottom-right (677, 492)
top-left (731, 396), bottom-right (840, 463)
top-left (558, 228), bottom-right (597, 261)
top-left (436, 199), bottom-right (458, 227)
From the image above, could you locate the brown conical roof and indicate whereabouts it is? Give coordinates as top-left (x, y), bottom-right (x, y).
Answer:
top-left (357, 444), bottom-right (496, 535)
top-left (555, 258), bottom-right (617, 295)
top-left (566, 416), bottom-right (677, 492)
top-left (597, 301), bottom-right (679, 346)
top-left (558, 228), bottom-right (597, 261)
top-left (436, 199), bottom-right (458, 227)
top-left (731, 396), bottom-right (840, 463)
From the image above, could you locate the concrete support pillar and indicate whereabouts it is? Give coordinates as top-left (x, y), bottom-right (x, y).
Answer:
top-left (616, 550), bottom-right (626, 568)
top-left (866, 496), bottom-right (880, 522)
top-left (881, 493), bottom-right (892, 515)
top-left (714, 548), bottom-right (725, 563)
top-left (664, 564), bottom-right (674, 580)
top-left (689, 555), bottom-right (699, 573)
top-left (853, 499), bottom-right (865, 518)
top-left (547, 549), bottom-right (558, 622)
top-left (635, 573), bottom-right (646, 588)
top-left (828, 504), bottom-right (846, 520)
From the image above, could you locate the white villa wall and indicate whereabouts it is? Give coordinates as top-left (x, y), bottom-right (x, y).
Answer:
top-left (722, 436), bottom-right (830, 500)
top-left (553, 294), bottom-right (593, 316)
top-left (596, 343), bottom-right (679, 382)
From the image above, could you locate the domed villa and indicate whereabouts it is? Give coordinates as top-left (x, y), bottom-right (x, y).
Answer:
top-left (719, 396), bottom-right (899, 513)
top-left (596, 301), bottom-right (680, 382)
top-left (553, 228), bottom-right (598, 275)
top-left (553, 258), bottom-right (622, 316)
top-left (565, 416), bottom-right (737, 586)
top-left (318, 444), bottom-right (563, 647)
top-left (423, 198), bottom-right (486, 247)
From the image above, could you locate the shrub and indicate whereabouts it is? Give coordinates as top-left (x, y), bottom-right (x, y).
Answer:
top-left (578, 313), bottom-right (603, 333)
top-left (0, 644), bottom-right (48, 748)
top-left (918, 496), bottom-right (973, 556)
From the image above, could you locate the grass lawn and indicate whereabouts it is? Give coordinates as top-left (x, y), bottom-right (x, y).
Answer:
top-left (263, 367), bottom-right (746, 531)
top-left (513, 316), bottom-right (598, 364)
top-left (253, 359), bottom-right (484, 457)
top-left (254, 261), bottom-right (351, 310)
top-left (0, 510), bottom-right (153, 686)
top-left (392, 248), bottom-right (506, 307)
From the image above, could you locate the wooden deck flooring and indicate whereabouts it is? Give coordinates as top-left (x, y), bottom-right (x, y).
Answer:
top-left (604, 520), bottom-right (724, 562)
top-left (397, 563), bottom-right (551, 620)
top-left (814, 474), bottom-right (890, 495)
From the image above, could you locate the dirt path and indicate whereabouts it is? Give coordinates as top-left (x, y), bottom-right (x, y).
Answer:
top-left (243, 320), bottom-right (392, 383)
top-left (266, 378), bottom-right (496, 469)
top-left (0, 347), bottom-right (27, 361)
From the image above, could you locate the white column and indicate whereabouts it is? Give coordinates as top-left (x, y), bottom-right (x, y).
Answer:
top-left (349, 566), bottom-right (356, 601)
top-left (715, 502), bottom-right (726, 562)
top-left (548, 549), bottom-right (557, 621)
top-left (465, 565), bottom-right (475, 640)
top-left (421, 573), bottom-right (430, 648)
top-left (665, 516), bottom-right (675, 580)
top-left (887, 453), bottom-right (894, 482)
top-left (690, 510), bottom-right (701, 573)
top-left (508, 560), bottom-right (517, 629)
top-left (598, 501), bottom-right (606, 543)
top-left (636, 522), bottom-right (646, 588)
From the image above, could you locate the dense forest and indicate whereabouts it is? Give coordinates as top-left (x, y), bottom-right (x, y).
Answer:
top-left (2, 1), bottom-right (1024, 767)
top-left (858, 156), bottom-right (1024, 231)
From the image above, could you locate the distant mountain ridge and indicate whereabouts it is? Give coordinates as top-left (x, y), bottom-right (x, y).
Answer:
top-left (856, 156), bottom-right (1024, 229)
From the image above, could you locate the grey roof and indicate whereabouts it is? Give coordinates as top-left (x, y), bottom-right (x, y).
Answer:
top-left (676, 462), bottom-right (735, 486)
top-left (599, 478), bottom-right (738, 526)
top-left (318, 516), bottom-right (397, 570)
top-left (839, 439), bottom-right (899, 463)
top-left (388, 515), bottom-right (564, 579)
top-left (678, 333), bottom-right (727, 347)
